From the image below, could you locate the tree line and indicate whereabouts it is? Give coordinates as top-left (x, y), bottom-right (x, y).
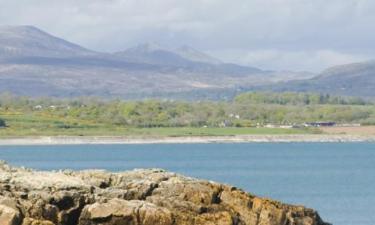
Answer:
top-left (235, 92), bottom-right (369, 105)
top-left (0, 92), bottom-right (374, 128)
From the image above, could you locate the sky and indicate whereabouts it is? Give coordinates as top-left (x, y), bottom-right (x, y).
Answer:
top-left (0, 0), bottom-right (375, 72)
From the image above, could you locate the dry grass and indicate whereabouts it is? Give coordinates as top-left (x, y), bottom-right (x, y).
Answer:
top-left (321, 126), bottom-right (375, 135)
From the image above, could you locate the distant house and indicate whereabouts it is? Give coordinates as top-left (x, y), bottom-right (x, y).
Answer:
top-left (34, 105), bottom-right (43, 110)
top-left (304, 122), bottom-right (336, 127)
top-left (264, 124), bottom-right (293, 129)
top-left (337, 123), bottom-right (361, 127)
top-left (219, 120), bottom-right (231, 127)
top-left (279, 125), bottom-right (293, 129)
top-left (49, 105), bottom-right (68, 110)
top-left (228, 113), bottom-right (240, 119)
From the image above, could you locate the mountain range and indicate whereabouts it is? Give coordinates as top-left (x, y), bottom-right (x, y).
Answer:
top-left (0, 25), bottom-right (373, 99)
top-left (258, 61), bottom-right (375, 98)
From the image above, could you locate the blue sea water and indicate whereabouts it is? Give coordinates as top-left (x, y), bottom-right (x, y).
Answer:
top-left (0, 143), bottom-right (374, 225)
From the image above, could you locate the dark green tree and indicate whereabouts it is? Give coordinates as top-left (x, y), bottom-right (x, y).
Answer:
top-left (0, 118), bottom-right (6, 127)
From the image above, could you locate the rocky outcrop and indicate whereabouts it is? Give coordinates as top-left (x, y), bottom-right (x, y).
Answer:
top-left (0, 162), bottom-right (330, 225)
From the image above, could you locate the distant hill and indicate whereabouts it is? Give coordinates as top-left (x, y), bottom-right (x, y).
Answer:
top-left (114, 42), bottom-right (263, 76)
top-left (0, 25), bottom-right (94, 57)
top-left (175, 45), bottom-right (222, 64)
top-left (114, 43), bottom-right (222, 65)
top-left (0, 25), bottom-right (315, 100)
top-left (261, 61), bottom-right (375, 98)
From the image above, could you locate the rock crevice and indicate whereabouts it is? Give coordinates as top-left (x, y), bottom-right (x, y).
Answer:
top-left (0, 162), bottom-right (330, 225)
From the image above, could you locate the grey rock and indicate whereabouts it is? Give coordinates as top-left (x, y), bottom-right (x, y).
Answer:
top-left (0, 162), bottom-right (330, 225)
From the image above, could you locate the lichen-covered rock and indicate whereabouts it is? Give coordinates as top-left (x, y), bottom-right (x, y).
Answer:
top-left (79, 199), bottom-right (173, 225)
top-left (0, 204), bottom-right (22, 225)
top-left (0, 197), bottom-right (23, 225)
top-left (0, 162), bottom-right (330, 225)
top-left (22, 218), bottom-right (55, 225)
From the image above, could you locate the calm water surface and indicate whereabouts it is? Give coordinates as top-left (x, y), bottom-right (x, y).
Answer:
top-left (0, 143), bottom-right (374, 225)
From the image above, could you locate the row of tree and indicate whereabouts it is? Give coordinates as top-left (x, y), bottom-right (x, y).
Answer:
top-left (235, 92), bottom-right (369, 105)
top-left (0, 92), bottom-right (374, 128)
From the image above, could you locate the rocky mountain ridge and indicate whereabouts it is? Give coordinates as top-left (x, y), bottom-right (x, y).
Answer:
top-left (114, 43), bottom-right (223, 65)
top-left (0, 25), bottom-right (315, 100)
top-left (0, 25), bottom-right (95, 57)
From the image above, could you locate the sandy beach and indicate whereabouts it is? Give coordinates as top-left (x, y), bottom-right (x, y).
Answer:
top-left (0, 134), bottom-right (375, 145)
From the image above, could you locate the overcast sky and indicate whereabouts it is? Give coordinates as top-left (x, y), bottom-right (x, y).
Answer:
top-left (1, 0), bottom-right (374, 72)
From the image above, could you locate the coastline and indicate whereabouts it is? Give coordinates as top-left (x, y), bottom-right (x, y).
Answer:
top-left (0, 134), bottom-right (375, 145)
top-left (0, 163), bottom-right (330, 225)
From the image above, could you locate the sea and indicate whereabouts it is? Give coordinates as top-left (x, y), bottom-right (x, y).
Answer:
top-left (0, 142), bottom-right (374, 225)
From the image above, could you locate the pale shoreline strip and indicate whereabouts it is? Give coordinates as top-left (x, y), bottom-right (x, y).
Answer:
top-left (0, 135), bottom-right (375, 145)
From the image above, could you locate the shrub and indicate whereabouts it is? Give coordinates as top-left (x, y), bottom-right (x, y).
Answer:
top-left (0, 118), bottom-right (6, 127)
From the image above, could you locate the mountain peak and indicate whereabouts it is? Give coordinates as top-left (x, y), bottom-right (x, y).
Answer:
top-left (176, 45), bottom-right (195, 51)
top-left (115, 43), bottom-right (222, 65)
top-left (0, 25), bottom-right (60, 40)
top-left (0, 25), bottom-right (93, 57)
top-left (0, 25), bottom-right (40, 31)
top-left (128, 42), bottom-right (165, 53)
top-left (175, 45), bottom-right (221, 64)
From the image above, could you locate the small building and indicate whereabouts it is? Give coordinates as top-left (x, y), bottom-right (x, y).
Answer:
top-left (34, 105), bottom-right (43, 110)
top-left (279, 125), bottom-right (293, 129)
top-left (219, 120), bottom-right (231, 127)
top-left (304, 122), bottom-right (336, 127)
top-left (336, 123), bottom-right (361, 127)
top-left (228, 114), bottom-right (240, 119)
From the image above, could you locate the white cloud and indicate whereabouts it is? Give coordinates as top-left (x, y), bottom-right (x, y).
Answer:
top-left (0, 0), bottom-right (375, 71)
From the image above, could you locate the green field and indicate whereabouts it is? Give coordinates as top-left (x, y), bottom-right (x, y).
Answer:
top-left (0, 113), bottom-right (314, 137)
top-left (2, 92), bottom-right (369, 137)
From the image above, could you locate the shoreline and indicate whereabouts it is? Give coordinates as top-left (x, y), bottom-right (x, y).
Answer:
top-left (1, 134), bottom-right (375, 145)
